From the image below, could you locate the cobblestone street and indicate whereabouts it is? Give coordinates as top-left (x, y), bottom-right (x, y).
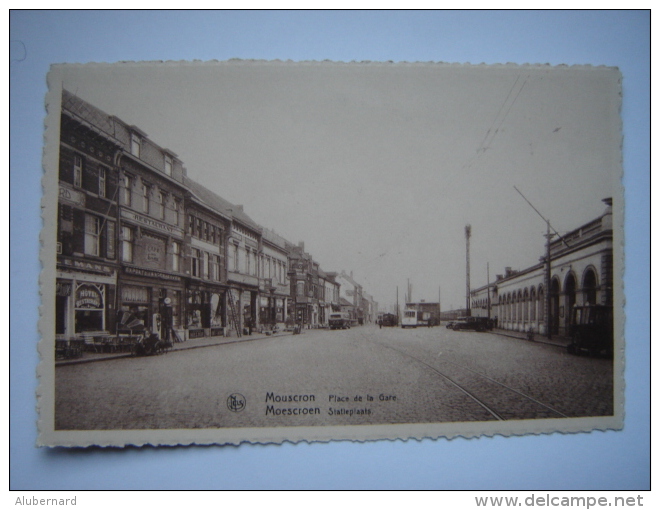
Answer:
top-left (55, 325), bottom-right (613, 430)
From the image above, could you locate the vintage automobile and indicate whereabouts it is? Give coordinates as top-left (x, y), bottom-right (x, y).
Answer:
top-left (329, 312), bottom-right (351, 330)
top-left (448, 317), bottom-right (489, 332)
top-left (566, 305), bottom-right (613, 357)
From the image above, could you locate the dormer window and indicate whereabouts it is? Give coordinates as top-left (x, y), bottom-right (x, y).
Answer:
top-left (164, 155), bottom-right (172, 176)
top-left (130, 133), bottom-right (141, 157)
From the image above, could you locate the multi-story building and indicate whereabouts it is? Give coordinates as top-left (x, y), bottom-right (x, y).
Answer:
top-left (114, 119), bottom-right (189, 340)
top-left (226, 205), bottom-right (262, 334)
top-left (55, 91), bottom-right (124, 341)
top-left (287, 242), bottom-right (316, 327)
top-left (182, 176), bottom-right (231, 339)
top-left (318, 271), bottom-right (341, 327)
top-left (260, 228), bottom-right (290, 330)
top-left (472, 199), bottom-right (614, 336)
top-left (335, 271), bottom-right (364, 324)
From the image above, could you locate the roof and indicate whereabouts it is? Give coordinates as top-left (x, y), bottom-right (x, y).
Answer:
top-left (183, 175), bottom-right (261, 232)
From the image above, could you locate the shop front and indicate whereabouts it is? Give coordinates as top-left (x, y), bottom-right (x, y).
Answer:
top-left (55, 258), bottom-right (117, 340)
top-left (118, 266), bottom-right (184, 339)
top-left (186, 283), bottom-right (227, 338)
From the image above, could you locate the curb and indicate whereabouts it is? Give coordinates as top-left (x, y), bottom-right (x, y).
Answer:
top-left (54, 330), bottom-right (294, 367)
top-left (490, 329), bottom-right (570, 349)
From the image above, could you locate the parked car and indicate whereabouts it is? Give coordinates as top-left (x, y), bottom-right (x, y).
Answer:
top-left (447, 318), bottom-right (468, 330)
top-left (329, 312), bottom-right (351, 330)
top-left (449, 317), bottom-right (489, 332)
top-left (566, 305), bottom-right (613, 357)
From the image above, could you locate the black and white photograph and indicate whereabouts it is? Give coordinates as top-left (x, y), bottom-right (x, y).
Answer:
top-left (38, 60), bottom-right (623, 447)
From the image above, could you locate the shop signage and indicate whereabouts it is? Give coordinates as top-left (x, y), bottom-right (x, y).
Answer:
top-left (142, 234), bottom-right (165, 269)
top-left (59, 185), bottom-right (85, 207)
top-left (60, 257), bottom-right (114, 275)
top-left (75, 283), bottom-right (103, 309)
top-left (121, 209), bottom-right (183, 237)
top-left (56, 281), bottom-right (72, 297)
top-left (124, 266), bottom-right (181, 282)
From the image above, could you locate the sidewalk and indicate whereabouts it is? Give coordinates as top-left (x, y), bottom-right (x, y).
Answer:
top-left (490, 327), bottom-right (571, 349)
top-left (55, 329), bottom-right (296, 367)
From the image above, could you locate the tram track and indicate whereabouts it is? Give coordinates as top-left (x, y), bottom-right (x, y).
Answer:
top-left (365, 330), bottom-right (569, 421)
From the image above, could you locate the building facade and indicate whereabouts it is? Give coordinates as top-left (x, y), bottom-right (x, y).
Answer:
top-left (182, 177), bottom-right (231, 339)
top-left (56, 91), bottom-right (123, 341)
top-left (260, 228), bottom-right (290, 331)
top-left (472, 199), bottom-right (614, 336)
top-left (335, 271), bottom-right (364, 324)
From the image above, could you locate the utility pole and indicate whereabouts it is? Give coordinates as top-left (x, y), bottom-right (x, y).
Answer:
top-left (396, 286), bottom-right (399, 325)
top-left (438, 286), bottom-right (442, 324)
top-left (513, 186), bottom-right (558, 340)
top-left (544, 220), bottom-right (554, 340)
top-left (487, 262), bottom-right (491, 320)
top-left (465, 224), bottom-right (471, 315)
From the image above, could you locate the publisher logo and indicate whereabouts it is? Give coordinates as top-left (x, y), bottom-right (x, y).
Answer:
top-left (227, 393), bottom-right (246, 412)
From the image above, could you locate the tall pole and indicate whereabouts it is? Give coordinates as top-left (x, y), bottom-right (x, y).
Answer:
top-left (513, 187), bottom-right (560, 340)
top-left (545, 220), bottom-right (553, 340)
top-left (465, 224), bottom-right (471, 315)
top-left (438, 286), bottom-right (442, 323)
top-left (487, 262), bottom-right (491, 320)
top-left (396, 286), bottom-right (399, 324)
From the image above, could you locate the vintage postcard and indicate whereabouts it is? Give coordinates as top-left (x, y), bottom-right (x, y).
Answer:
top-left (38, 61), bottom-right (624, 447)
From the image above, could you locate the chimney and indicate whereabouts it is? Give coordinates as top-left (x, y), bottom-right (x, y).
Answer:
top-left (505, 267), bottom-right (513, 277)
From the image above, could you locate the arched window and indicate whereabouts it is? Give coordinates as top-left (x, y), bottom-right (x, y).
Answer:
top-left (582, 267), bottom-right (598, 306)
top-left (530, 287), bottom-right (536, 321)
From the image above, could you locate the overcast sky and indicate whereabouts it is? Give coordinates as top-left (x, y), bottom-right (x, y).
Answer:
top-left (55, 61), bottom-right (621, 311)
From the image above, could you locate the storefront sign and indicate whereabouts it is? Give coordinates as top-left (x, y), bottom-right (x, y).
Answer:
top-left (121, 209), bottom-right (184, 237)
top-left (56, 281), bottom-right (72, 297)
top-left (124, 266), bottom-right (181, 282)
top-left (60, 257), bottom-right (114, 275)
top-left (59, 185), bottom-right (85, 207)
top-left (142, 233), bottom-right (165, 269)
top-left (75, 283), bottom-right (103, 309)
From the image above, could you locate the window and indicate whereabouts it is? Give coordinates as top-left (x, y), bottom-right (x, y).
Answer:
top-left (191, 248), bottom-right (201, 277)
top-left (297, 281), bottom-right (305, 297)
top-left (188, 214), bottom-right (194, 236)
top-left (131, 133), bottom-right (141, 157)
top-left (232, 244), bottom-right (239, 272)
top-left (172, 198), bottom-right (180, 225)
top-left (142, 183), bottom-right (150, 214)
top-left (156, 191), bottom-right (165, 219)
top-left (171, 241), bottom-right (181, 272)
top-left (212, 255), bottom-right (222, 281)
top-left (84, 215), bottom-right (101, 256)
top-left (196, 218), bottom-right (202, 239)
top-left (164, 155), bottom-right (172, 176)
top-left (121, 226), bottom-right (134, 262)
top-left (122, 174), bottom-right (132, 207)
top-left (98, 167), bottom-right (106, 197)
top-left (73, 154), bottom-right (83, 188)
top-left (203, 252), bottom-right (210, 280)
top-left (246, 249), bottom-right (251, 275)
